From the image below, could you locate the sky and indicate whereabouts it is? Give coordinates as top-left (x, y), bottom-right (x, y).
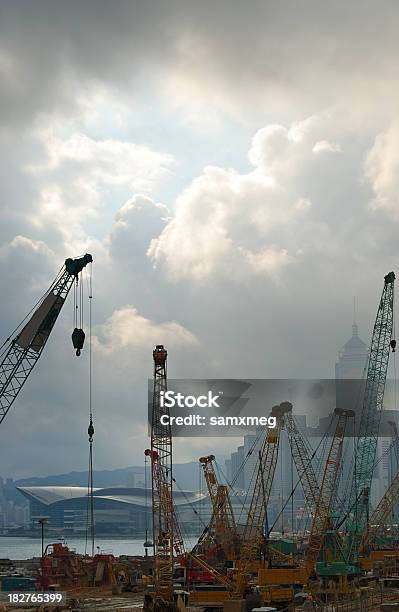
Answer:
top-left (1, 0), bottom-right (399, 478)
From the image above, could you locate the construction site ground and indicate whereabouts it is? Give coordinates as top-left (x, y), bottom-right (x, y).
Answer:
top-left (0, 587), bottom-right (144, 611)
top-left (2, 589), bottom-right (399, 612)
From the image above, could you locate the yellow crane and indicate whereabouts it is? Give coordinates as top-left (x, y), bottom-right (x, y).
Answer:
top-left (257, 408), bottom-right (354, 591)
top-left (304, 408), bottom-right (354, 577)
top-left (189, 406), bottom-right (353, 609)
top-left (196, 455), bottom-right (239, 560)
top-left (231, 402), bottom-right (289, 599)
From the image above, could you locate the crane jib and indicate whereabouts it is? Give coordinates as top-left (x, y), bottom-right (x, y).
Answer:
top-left (0, 253), bottom-right (92, 427)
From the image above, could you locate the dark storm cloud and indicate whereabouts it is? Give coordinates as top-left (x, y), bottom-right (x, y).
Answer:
top-left (1, 1), bottom-right (399, 126)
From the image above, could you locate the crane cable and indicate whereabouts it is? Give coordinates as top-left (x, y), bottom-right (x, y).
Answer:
top-left (268, 413), bottom-right (335, 539)
top-left (172, 476), bottom-right (209, 533)
top-left (84, 263), bottom-right (95, 557)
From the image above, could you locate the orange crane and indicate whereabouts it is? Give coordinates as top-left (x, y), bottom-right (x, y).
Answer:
top-left (145, 348), bottom-right (235, 601)
top-left (199, 455), bottom-right (220, 504)
top-left (144, 345), bottom-right (184, 604)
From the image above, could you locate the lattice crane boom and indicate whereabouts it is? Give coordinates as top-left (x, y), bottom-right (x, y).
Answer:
top-left (0, 253), bottom-right (92, 425)
top-left (145, 345), bottom-right (185, 604)
top-left (196, 454), bottom-right (238, 559)
top-left (284, 403), bottom-right (347, 564)
top-left (361, 419), bottom-right (399, 552)
top-left (284, 408), bottom-right (320, 512)
top-left (305, 408), bottom-right (354, 575)
top-left (346, 271), bottom-right (395, 562)
top-left (361, 471), bottom-right (399, 553)
top-left (199, 455), bottom-right (220, 506)
top-left (232, 402), bottom-right (290, 598)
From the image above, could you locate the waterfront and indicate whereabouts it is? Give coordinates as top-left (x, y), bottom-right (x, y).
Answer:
top-left (0, 536), bottom-right (198, 560)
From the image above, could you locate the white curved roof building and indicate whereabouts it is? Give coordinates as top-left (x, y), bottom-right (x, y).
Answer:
top-left (18, 486), bottom-right (207, 535)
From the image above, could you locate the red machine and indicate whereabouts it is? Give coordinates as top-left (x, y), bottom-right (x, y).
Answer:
top-left (38, 543), bottom-right (116, 590)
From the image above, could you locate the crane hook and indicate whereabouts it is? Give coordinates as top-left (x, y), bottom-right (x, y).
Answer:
top-left (72, 328), bottom-right (85, 356)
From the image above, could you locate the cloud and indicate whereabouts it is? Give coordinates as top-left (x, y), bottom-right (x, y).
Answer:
top-left (2, 2), bottom-right (399, 479)
top-left (109, 195), bottom-right (169, 261)
top-left (240, 246), bottom-right (294, 275)
top-left (365, 120), bottom-right (399, 218)
top-left (149, 118), bottom-right (347, 281)
top-left (30, 131), bottom-right (174, 192)
top-left (312, 140), bottom-right (342, 154)
top-left (0, 236), bottom-right (56, 329)
top-left (2, 1), bottom-right (399, 129)
top-left (93, 306), bottom-right (199, 354)
top-left (17, 126), bottom-right (175, 257)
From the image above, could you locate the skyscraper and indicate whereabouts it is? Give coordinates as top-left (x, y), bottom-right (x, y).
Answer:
top-left (335, 322), bottom-right (368, 380)
top-left (335, 321), bottom-right (369, 504)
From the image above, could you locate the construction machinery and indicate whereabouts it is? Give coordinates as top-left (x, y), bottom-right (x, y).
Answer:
top-left (145, 344), bottom-right (174, 603)
top-left (343, 272), bottom-right (395, 569)
top-left (304, 408), bottom-right (354, 585)
top-left (230, 402), bottom-right (289, 600)
top-left (196, 455), bottom-right (239, 561)
top-left (254, 408), bottom-right (353, 600)
top-left (0, 253), bottom-right (92, 426)
top-left (144, 273), bottom-right (398, 609)
top-left (38, 543), bottom-right (118, 590)
top-left (145, 345), bottom-right (186, 606)
top-left (189, 404), bottom-right (352, 608)
top-left (359, 419), bottom-right (399, 566)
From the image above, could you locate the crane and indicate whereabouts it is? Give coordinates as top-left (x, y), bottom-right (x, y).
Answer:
top-left (305, 408), bottom-right (354, 577)
top-left (256, 407), bottom-right (354, 594)
top-left (145, 345), bottom-right (185, 604)
top-left (190, 407), bottom-right (353, 607)
top-left (0, 253), bottom-right (92, 426)
top-left (232, 402), bottom-right (290, 598)
top-left (199, 455), bottom-right (220, 505)
top-left (360, 420), bottom-right (399, 555)
top-left (187, 404), bottom-right (290, 602)
top-left (283, 405), bottom-right (349, 571)
top-left (345, 271), bottom-right (395, 564)
top-left (196, 455), bottom-right (238, 560)
top-left (388, 419), bottom-right (399, 465)
top-left (283, 408), bottom-right (320, 514)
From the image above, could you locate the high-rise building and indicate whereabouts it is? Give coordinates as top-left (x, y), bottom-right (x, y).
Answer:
top-left (335, 322), bottom-right (368, 380)
top-left (335, 321), bottom-right (368, 503)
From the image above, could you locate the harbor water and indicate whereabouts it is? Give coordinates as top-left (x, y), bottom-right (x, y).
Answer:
top-left (0, 536), bottom-right (197, 560)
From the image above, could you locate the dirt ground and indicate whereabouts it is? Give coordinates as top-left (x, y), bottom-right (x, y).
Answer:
top-left (0, 589), bottom-right (144, 611)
